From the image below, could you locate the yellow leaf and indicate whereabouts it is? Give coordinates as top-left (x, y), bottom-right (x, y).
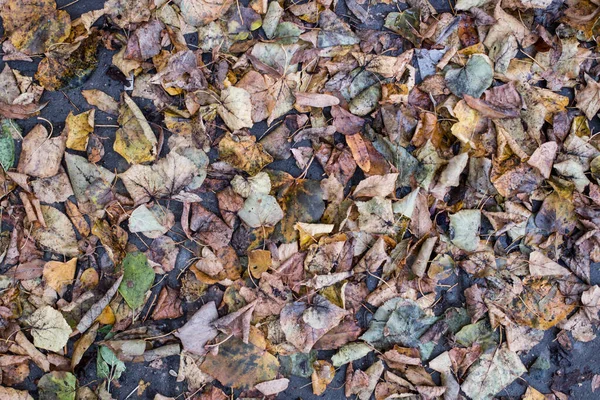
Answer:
top-left (65, 110), bottom-right (94, 151)
top-left (114, 93), bottom-right (158, 164)
top-left (43, 258), bottom-right (77, 295)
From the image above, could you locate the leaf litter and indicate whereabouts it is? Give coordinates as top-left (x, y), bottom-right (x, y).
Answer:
top-left (0, 0), bottom-right (599, 399)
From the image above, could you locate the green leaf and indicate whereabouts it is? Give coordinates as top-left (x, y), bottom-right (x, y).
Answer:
top-left (118, 252), bottom-right (155, 309)
top-left (0, 119), bottom-right (16, 170)
top-left (360, 297), bottom-right (438, 348)
top-left (38, 371), bottom-right (77, 400)
top-left (96, 345), bottom-right (126, 381)
top-left (445, 54), bottom-right (494, 98)
top-left (384, 8), bottom-right (421, 46)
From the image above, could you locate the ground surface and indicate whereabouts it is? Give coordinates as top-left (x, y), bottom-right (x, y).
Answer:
top-left (2, 0), bottom-right (600, 399)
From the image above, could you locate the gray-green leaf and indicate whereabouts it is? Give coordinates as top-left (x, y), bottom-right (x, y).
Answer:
top-left (445, 54), bottom-right (493, 98)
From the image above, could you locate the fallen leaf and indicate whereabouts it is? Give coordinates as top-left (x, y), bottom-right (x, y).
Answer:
top-left (280, 295), bottom-right (348, 352)
top-left (461, 345), bottom-right (527, 400)
top-left (238, 193), bottom-right (284, 228)
top-left (118, 252), bottom-right (155, 309)
top-left (43, 258), bottom-right (77, 296)
top-left (175, 302), bottom-right (218, 356)
top-left (81, 89), bottom-right (119, 115)
top-left (218, 132), bottom-right (273, 176)
top-left (114, 93), bottom-right (158, 164)
top-left (200, 335), bottom-right (280, 389)
top-left (17, 124), bottom-right (66, 178)
top-left (27, 306), bottom-right (72, 352)
top-left (32, 206), bottom-right (79, 257)
top-left (64, 110), bottom-right (95, 151)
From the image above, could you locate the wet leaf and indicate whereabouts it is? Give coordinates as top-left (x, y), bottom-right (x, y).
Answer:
top-left (118, 252), bottom-right (155, 309)
top-left (114, 93), bottom-right (158, 164)
top-left (200, 335), bottom-right (280, 389)
top-left (38, 371), bottom-right (76, 400)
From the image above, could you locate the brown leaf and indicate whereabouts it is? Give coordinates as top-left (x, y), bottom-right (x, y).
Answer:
top-left (82, 89), bottom-right (119, 115)
top-left (219, 132), bottom-right (273, 176)
top-left (575, 74), bottom-right (600, 120)
top-left (190, 204), bottom-right (233, 251)
top-left (200, 335), bottom-right (279, 389)
top-left (17, 125), bottom-right (66, 178)
top-left (280, 295), bottom-right (348, 352)
top-left (152, 286), bottom-right (183, 320)
top-left (295, 92), bottom-right (340, 108)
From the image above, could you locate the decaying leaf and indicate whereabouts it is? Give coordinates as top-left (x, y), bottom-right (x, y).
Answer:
top-left (200, 335), bottom-right (280, 389)
top-left (27, 306), bottom-right (72, 352)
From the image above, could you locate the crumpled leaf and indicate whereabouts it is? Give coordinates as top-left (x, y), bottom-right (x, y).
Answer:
top-left (114, 93), bottom-right (158, 164)
top-left (218, 132), bottom-right (273, 176)
top-left (118, 252), bottom-right (155, 310)
top-left (27, 305), bottom-right (72, 352)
